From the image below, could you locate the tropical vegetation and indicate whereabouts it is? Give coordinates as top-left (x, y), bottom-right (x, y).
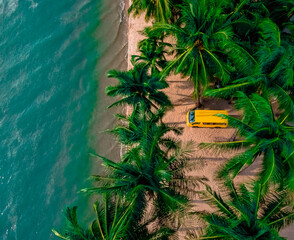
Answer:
top-left (106, 62), bottom-right (172, 112)
top-left (201, 92), bottom-right (294, 189)
top-left (54, 0), bottom-right (294, 239)
top-left (149, 0), bottom-right (257, 107)
top-left (128, 0), bottom-right (182, 23)
top-left (131, 28), bottom-right (172, 74)
top-left (190, 181), bottom-right (294, 240)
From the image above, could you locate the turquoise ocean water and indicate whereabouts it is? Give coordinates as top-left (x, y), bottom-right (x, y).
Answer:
top-left (0, 0), bottom-right (126, 239)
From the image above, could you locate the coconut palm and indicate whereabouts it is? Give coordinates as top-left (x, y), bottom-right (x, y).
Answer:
top-left (205, 46), bottom-right (294, 118)
top-left (82, 145), bottom-right (190, 223)
top-left (53, 194), bottom-right (174, 240)
top-left (223, 0), bottom-right (266, 16)
top-left (132, 28), bottom-right (172, 74)
top-left (201, 93), bottom-right (294, 188)
top-left (260, 0), bottom-right (294, 47)
top-left (106, 63), bottom-right (172, 112)
top-left (81, 118), bottom-right (206, 227)
top-left (228, 12), bottom-right (279, 55)
top-left (262, 0), bottom-right (294, 33)
top-left (109, 106), bottom-right (182, 152)
top-left (128, 0), bottom-right (179, 23)
top-left (222, 0), bottom-right (293, 31)
top-left (223, 0), bottom-right (294, 26)
top-left (192, 181), bottom-right (294, 240)
top-left (150, 0), bottom-right (256, 107)
top-left (205, 18), bottom-right (294, 115)
top-left (52, 194), bottom-right (133, 240)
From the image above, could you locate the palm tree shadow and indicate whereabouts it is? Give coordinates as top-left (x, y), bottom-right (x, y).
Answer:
top-left (167, 79), bottom-right (192, 91)
top-left (167, 79), bottom-right (196, 107)
top-left (237, 155), bottom-right (262, 177)
top-left (200, 97), bottom-right (231, 110)
top-left (172, 92), bottom-right (233, 111)
top-left (166, 121), bottom-right (186, 125)
top-left (173, 93), bottom-right (195, 107)
top-left (177, 79), bottom-right (194, 91)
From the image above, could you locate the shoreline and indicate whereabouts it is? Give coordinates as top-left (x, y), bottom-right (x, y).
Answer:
top-left (89, 0), bottom-right (128, 163)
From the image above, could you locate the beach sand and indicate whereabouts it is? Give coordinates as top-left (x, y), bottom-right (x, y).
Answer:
top-left (126, 1), bottom-right (294, 238)
top-left (89, 0), bottom-right (128, 163)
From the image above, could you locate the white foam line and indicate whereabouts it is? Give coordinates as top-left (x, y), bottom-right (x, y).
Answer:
top-left (119, 0), bottom-right (126, 23)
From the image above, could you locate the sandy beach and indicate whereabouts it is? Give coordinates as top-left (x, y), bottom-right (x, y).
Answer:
top-left (126, 0), bottom-right (294, 238)
top-left (89, 0), bottom-right (129, 164)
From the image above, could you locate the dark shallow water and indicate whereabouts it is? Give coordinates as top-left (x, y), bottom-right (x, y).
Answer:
top-left (0, 0), bottom-right (126, 239)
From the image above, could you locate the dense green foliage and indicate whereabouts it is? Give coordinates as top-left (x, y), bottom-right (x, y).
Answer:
top-left (128, 0), bottom-right (181, 23)
top-left (150, 0), bottom-right (257, 106)
top-left (205, 41), bottom-right (294, 119)
top-left (54, 0), bottom-right (294, 239)
top-left (53, 194), bottom-right (175, 240)
top-left (52, 195), bottom-right (133, 240)
top-left (201, 93), bottom-right (294, 189)
top-left (194, 181), bottom-right (294, 240)
top-left (132, 28), bottom-right (172, 74)
top-left (109, 107), bottom-right (182, 150)
top-left (106, 63), bottom-right (171, 111)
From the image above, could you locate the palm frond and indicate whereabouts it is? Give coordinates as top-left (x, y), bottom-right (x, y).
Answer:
top-left (204, 81), bottom-right (254, 98)
top-left (199, 140), bottom-right (247, 155)
top-left (218, 148), bottom-right (257, 179)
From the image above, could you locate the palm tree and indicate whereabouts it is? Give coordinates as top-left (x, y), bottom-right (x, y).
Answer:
top-left (150, 0), bottom-right (255, 107)
top-left (192, 181), bottom-right (294, 239)
top-left (53, 194), bottom-right (174, 240)
top-left (52, 194), bottom-right (133, 240)
top-left (106, 63), bottom-right (172, 112)
top-left (223, 0), bottom-right (294, 29)
top-left (81, 116), bottom-right (205, 228)
top-left (205, 19), bottom-right (294, 117)
top-left (82, 144), bottom-right (190, 225)
top-left (131, 28), bottom-right (172, 74)
top-left (226, 6), bottom-right (278, 54)
top-left (128, 0), bottom-right (179, 23)
top-left (262, 0), bottom-right (294, 34)
top-left (201, 93), bottom-right (294, 188)
top-left (109, 106), bottom-right (182, 152)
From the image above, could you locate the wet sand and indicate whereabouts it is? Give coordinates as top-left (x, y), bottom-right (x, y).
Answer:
top-left (89, 0), bottom-right (128, 163)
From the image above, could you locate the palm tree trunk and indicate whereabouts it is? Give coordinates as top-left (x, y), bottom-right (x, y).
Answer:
top-left (144, 96), bottom-right (159, 110)
top-left (196, 91), bottom-right (202, 108)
